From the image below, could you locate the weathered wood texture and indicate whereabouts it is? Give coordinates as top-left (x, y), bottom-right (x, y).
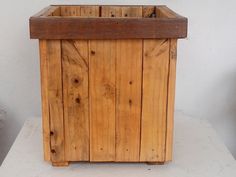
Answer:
top-left (30, 5), bottom-right (187, 39)
top-left (34, 5), bottom-right (186, 166)
top-left (165, 39), bottom-right (177, 161)
top-left (89, 40), bottom-right (116, 161)
top-left (39, 40), bottom-right (50, 161)
top-left (62, 5), bottom-right (99, 162)
top-left (140, 39), bottom-right (170, 162)
top-left (101, 6), bottom-right (143, 162)
top-left (46, 40), bottom-right (65, 163)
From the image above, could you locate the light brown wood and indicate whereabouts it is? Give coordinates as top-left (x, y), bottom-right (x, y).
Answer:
top-left (62, 40), bottom-right (89, 161)
top-left (142, 6), bottom-right (156, 18)
top-left (32, 5), bottom-right (186, 166)
top-left (121, 6), bottom-right (143, 17)
top-left (140, 39), bottom-right (170, 162)
top-left (80, 6), bottom-right (99, 16)
top-left (46, 40), bottom-right (66, 163)
top-left (89, 40), bottom-right (116, 161)
top-left (39, 40), bottom-right (50, 161)
top-left (101, 6), bottom-right (122, 17)
top-left (115, 39), bottom-right (142, 161)
top-left (165, 39), bottom-right (177, 161)
top-left (61, 6), bottom-right (80, 16)
top-left (102, 6), bottom-right (143, 162)
top-left (52, 161), bottom-right (69, 167)
top-left (62, 5), bottom-right (99, 162)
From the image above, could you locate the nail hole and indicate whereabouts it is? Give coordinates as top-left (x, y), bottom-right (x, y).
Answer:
top-left (51, 149), bottom-right (56, 154)
top-left (75, 97), bottom-right (80, 104)
top-left (74, 78), bottom-right (79, 84)
top-left (126, 149), bottom-right (129, 151)
top-left (129, 99), bottom-right (132, 105)
top-left (129, 81), bottom-right (132, 85)
top-left (125, 14), bottom-right (128, 17)
top-left (50, 131), bottom-right (54, 136)
top-left (100, 148), bottom-right (103, 151)
top-left (111, 14), bottom-right (115, 17)
top-left (91, 50), bottom-right (96, 55)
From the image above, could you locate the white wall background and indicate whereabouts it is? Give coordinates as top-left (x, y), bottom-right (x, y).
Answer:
top-left (0, 0), bottom-right (236, 164)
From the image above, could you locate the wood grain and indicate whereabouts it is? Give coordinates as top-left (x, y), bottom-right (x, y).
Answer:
top-left (140, 39), bottom-right (170, 162)
top-left (61, 6), bottom-right (80, 16)
top-left (165, 39), bottom-right (177, 161)
top-left (30, 15), bottom-right (187, 39)
top-left (62, 6), bottom-right (99, 162)
top-left (46, 40), bottom-right (65, 163)
top-left (39, 40), bottom-right (50, 161)
top-left (103, 6), bottom-right (143, 162)
top-left (115, 39), bottom-right (142, 161)
top-left (142, 6), bottom-right (156, 18)
top-left (89, 40), bottom-right (116, 161)
top-left (62, 40), bottom-right (89, 161)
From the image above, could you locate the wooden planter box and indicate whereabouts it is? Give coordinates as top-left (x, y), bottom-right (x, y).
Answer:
top-left (29, 5), bottom-right (187, 166)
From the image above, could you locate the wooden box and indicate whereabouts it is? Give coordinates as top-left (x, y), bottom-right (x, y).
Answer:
top-left (29, 5), bottom-right (187, 166)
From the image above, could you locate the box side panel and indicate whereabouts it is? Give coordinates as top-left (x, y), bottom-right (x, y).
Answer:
top-left (165, 39), bottom-right (177, 161)
top-left (39, 40), bottom-right (51, 161)
top-left (140, 39), bottom-right (170, 162)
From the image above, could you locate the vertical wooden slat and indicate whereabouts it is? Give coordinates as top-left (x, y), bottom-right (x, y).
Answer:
top-left (46, 40), bottom-right (66, 164)
top-left (60, 6), bottom-right (80, 16)
top-left (89, 40), bottom-right (116, 161)
top-left (140, 39), bottom-right (170, 162)
top-left (100, 6), bottom-right (143, 162)
top-left (80, 6), bottom-right (100, 17)
top-left (165, 39), bottom-right (177, 161)
top-left (63, 6), bottom-right (99, 162)
top-left (115, 39), bottom-right (142, 161)
top-left (62, 40), bottom-right (89, 161)
top-left (121, 6), bottom-right (143, 17)
top-left (39, 40), bottom-right (50, 161)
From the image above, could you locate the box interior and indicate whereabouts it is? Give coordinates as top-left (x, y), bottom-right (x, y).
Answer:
top-left (47, 5), bottom-right (161, 18)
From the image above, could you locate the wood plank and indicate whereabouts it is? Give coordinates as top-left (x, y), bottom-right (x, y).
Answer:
top-left (60, 6), bottom-right (80, 16)
top-left (140, 39), bottom-right (170, 162)
top-left (30, 16), bottom-right (188, 39)
top-left (142, 6), bottom-right (156, 18)
top-left (46, 40), bottom-right (65, 163)
top-left (165, 39), bottom-right (177, 161)
top-left (115, 40), bottom-right (142, 161)
top-left (102, 6), bottom-right (143, 162)
top-left (39, 40), bottom-right (50, 161)
top-left (89, 40), bottom-right (116, 161)
top-left (121, 6), bottom-right (142, 17)
top-left (80, 6), bottom-right (99, 17)
top-left (62, 6), bottom-right (99, 162)
top-left (62, 40), bottom-right (89, 161)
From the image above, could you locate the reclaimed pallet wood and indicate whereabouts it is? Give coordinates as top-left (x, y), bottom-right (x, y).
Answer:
top-left (32, 5), bottom-right (187, 166)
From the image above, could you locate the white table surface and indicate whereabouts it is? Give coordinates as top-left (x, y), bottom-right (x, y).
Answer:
top-left (1, 111), bottom-right (236, 177)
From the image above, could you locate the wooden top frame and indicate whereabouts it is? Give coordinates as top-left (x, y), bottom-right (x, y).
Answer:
top-left (29, 5), bottom-right (188, 39)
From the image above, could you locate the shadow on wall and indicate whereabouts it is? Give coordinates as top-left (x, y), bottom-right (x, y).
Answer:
top-left (203, 71), bottom-right (236, 158)
top-left (0, 108), bottom-right (7, 164)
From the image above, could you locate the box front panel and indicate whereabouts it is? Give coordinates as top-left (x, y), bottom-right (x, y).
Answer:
top-left (39, 5), bottom-right (175, 164)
